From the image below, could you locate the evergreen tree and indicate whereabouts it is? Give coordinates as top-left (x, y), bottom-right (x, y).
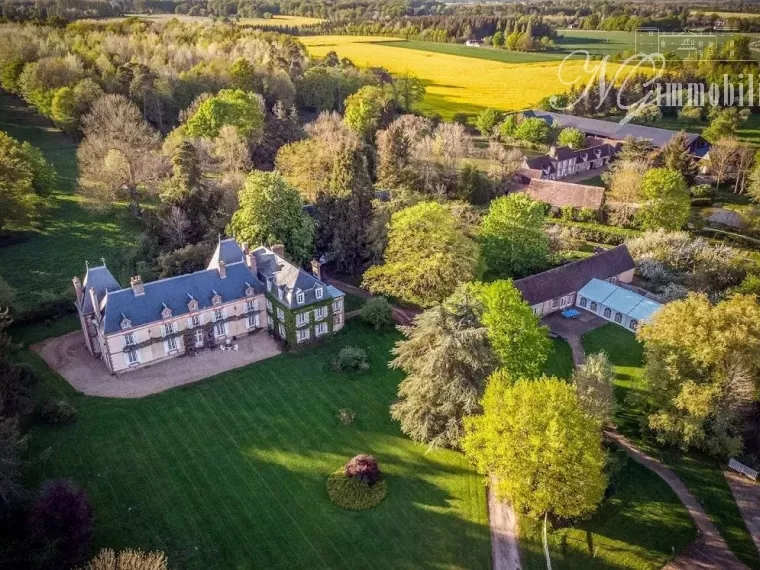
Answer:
top-left (315, 143), bottom-right (374, 274)
top-left (661, 131), bottom-right (697, 183)
top-left (390, 285), bottom-right (498, 448)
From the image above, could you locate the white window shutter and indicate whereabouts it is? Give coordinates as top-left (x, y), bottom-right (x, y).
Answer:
top-left (187, 318), bottom-right (192, 328)
top-left (124, 352), bottom-right (130, 366)
top-left (223, 309), bottom-right (228, 319)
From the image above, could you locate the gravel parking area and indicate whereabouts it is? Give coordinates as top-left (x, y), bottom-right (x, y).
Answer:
top-left (32, 330), bottom-right (282, 398)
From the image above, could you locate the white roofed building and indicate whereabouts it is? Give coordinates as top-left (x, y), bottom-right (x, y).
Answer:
top-left (575, 278), bottom-right (662, 332)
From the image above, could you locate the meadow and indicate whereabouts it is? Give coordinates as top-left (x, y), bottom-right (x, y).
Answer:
top-left (0, 92), bottom-right (136, 317)
top-left (301, 36), bottom-right (637, 119)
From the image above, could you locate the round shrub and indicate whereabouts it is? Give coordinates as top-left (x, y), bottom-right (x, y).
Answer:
top-left (326, 456), bottom-right (387, 511)
top-left (345, 454), bottom-right (381, 485)
top-left (332, 346), bottom-right (369, 372)
top-left (40, 400), bottom-right (77, 425)
top-left (360, 297), bottom-right (393, 330)
top-left (336, 408), bottom-right (356, 425)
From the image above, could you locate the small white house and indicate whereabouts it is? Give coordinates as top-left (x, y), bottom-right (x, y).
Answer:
top-left (575, 278), bottom-right (662, 331)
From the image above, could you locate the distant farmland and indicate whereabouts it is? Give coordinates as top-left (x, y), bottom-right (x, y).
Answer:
top-left (101, 13), bottom-right (324, 26)
top-left (301, 36), bottom-right (639, 119)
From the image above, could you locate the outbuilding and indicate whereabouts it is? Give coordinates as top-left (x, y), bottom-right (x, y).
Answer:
top-left (575, 278), bottom-right (662, 331)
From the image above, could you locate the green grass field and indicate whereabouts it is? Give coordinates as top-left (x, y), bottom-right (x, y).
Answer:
top-left (520, 459), bottom-right (696, 569)
top-left (23, 321), bottom-right (492, 569)
top-left (583, 325), bottom-right (760, 568)
top-left (0, 91), bottom-right (136, 317)
top-left (555, 30), bottom-right (636, 56)
top-left (387, 40), bottom-right (568, 63)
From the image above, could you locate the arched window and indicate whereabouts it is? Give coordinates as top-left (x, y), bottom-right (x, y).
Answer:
top-left (579, 297), bottom-right (588, 308)
top-left (590, 301), bottom-right (598, 312)
top-left (629, 319), bottom-right (638, 330)
top-left (614, 312), bottom-right (623, 323)
top-left (603, 307), bottom-right (611, 319)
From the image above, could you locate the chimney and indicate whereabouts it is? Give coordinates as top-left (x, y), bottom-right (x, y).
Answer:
top-left (310, 259), bottom-right (322, 280)
top-left (88, 287), bottom-right (101, 321)
top-left (549, 145), bottom-right (557, 157)
top-left (130, 275), bottom-right (145, 296)
top-left (73, 276), bottom-right (83, 304)
top-left (246, 252), bottom-right (257, 274)
top-left (218, 260), bottom-right (226, 279)
top-left (241, 242), bottom-right (249, 253)
top-left (271, 244), bottom-right (285, 258)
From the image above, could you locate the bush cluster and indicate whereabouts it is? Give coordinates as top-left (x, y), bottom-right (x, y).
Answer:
top-left (40, 400), bottom-right (77, 425)
top-left (545, 221), bottom-right (638, 246)
top-left (336, 408), bottom-right (356, 425)
top-left (332, 346), bottom-right (370, 372)
top-left (360, 297), bottom-right (393, 330)
top-left (326, 471), bottom-right (388, 510)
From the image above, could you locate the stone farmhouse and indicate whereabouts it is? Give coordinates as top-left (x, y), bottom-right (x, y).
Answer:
top-left (514, 245), bottom-right (663, 330)
top-left (514, 245), bottom-right (636, 317)
top-left (522, 142), bottom-right (618, 181)
top-left (73, 239), bottom-right (345, 374)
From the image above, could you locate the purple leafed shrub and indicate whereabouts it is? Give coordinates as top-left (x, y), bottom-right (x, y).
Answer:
top-left (344, 454), bottom-right (381, 486)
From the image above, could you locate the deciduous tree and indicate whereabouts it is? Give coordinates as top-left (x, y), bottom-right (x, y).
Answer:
top-left (639, 293), bottom-right (760, 457)
top-left (474, 280), bottom-right (550, 378)
top-left (228, 171), bottom-right (314, 265)
top-left (462, 375), bottom-right (607, 519)
top-left (77, 94), bottom-right (165, 212)
top-left (184, 89), bottom-right (265, 141)
top-left (556, 127), bottom-right (585, 149)
top-left (637, 168), bottom-right (690, 230)
top-left (481, 193), bottom-right (550, 278)
top-left (362, 202), bottom-right (480, 307)
top-left (571, 352), bottom-right (615, 424)
top-left (343, 85), bottom-right (390, 141)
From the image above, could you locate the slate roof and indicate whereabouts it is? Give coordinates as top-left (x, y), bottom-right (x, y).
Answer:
top-left (80, 265), bottom-right (121, 315)
top-left (88, 238), bottom-right (343, 335)
top-left (513, 178), bottom-right (605, 211)
top-left (524, 143), bottom-right (618, 177)
top-left (514, 245), bottom-right (635, 306)
top-left (102, 261), bottom-right (263, 334)
top-left (251, 246), bottom-right (342, 309)
top-left (523, 110), bottom-right (703, 149)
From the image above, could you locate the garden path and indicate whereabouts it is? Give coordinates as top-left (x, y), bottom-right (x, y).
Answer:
top-left (723, 469), bottom-right (760, 557)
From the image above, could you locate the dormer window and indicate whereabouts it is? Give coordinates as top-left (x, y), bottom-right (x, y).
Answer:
top-left (315, 287), bottom-right (323, 300)
top-left (296, 291), bottom-right (305, 304)
top-left (245, 282), bottom-right (255, 297)
top-left (187, 297), bottom-right (199, 312)
top-left (161, 304), bottom-right (172, 319)
top-left (120, 315), bottom-right (132, 330)
top-left (212, 290), bottom-right (222, 306)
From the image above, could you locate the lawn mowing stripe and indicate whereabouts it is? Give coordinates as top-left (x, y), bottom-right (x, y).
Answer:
top-left (133, 408), bottom-right (225, 553)
top-left (220, 368), bottom-right (443, 566)
top-left (158, 404), bottom-right (268, 566)
top-left (219, 368), bottom-right (417, 567)
top-left (140, 406), bottom-right (255, 567)
top-left (174, 394), bottom-right (307, 567)
top-left (190, 390), bottom-right (332, 569)
top-left (216, 378), bottom-right (357, 568)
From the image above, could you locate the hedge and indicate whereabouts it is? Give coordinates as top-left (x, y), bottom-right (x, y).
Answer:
top-left (545, 220), bottom-right (641, 245)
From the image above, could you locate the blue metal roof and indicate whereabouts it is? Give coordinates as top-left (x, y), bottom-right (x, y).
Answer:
top-left (102, 261), bottom-right (263, 334)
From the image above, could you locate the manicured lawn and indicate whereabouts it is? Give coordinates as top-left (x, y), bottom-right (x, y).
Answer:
top-left (519, 460), bottom-right (696, 570)
top-left (0, 91), bottom-right (137, 317)
top-left (625, 113), bottom-right (760, 147)
top-left (543, 337), bottom-right (574, 379)
top-left (582, 324), bottom-right (760, 568)
top-left (23, 321), bottom-right (491, 569)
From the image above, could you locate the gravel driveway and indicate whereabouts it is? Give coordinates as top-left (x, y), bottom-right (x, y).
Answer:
top-left (32, 330), bottom-right (281, 398)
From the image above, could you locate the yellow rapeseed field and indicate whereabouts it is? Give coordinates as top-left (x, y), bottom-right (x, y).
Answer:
top-left (302, 36), bottom-right (636, 119)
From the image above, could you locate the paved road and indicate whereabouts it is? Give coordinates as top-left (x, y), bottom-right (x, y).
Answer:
top-left (723, 469), bottom-right (760, 557)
